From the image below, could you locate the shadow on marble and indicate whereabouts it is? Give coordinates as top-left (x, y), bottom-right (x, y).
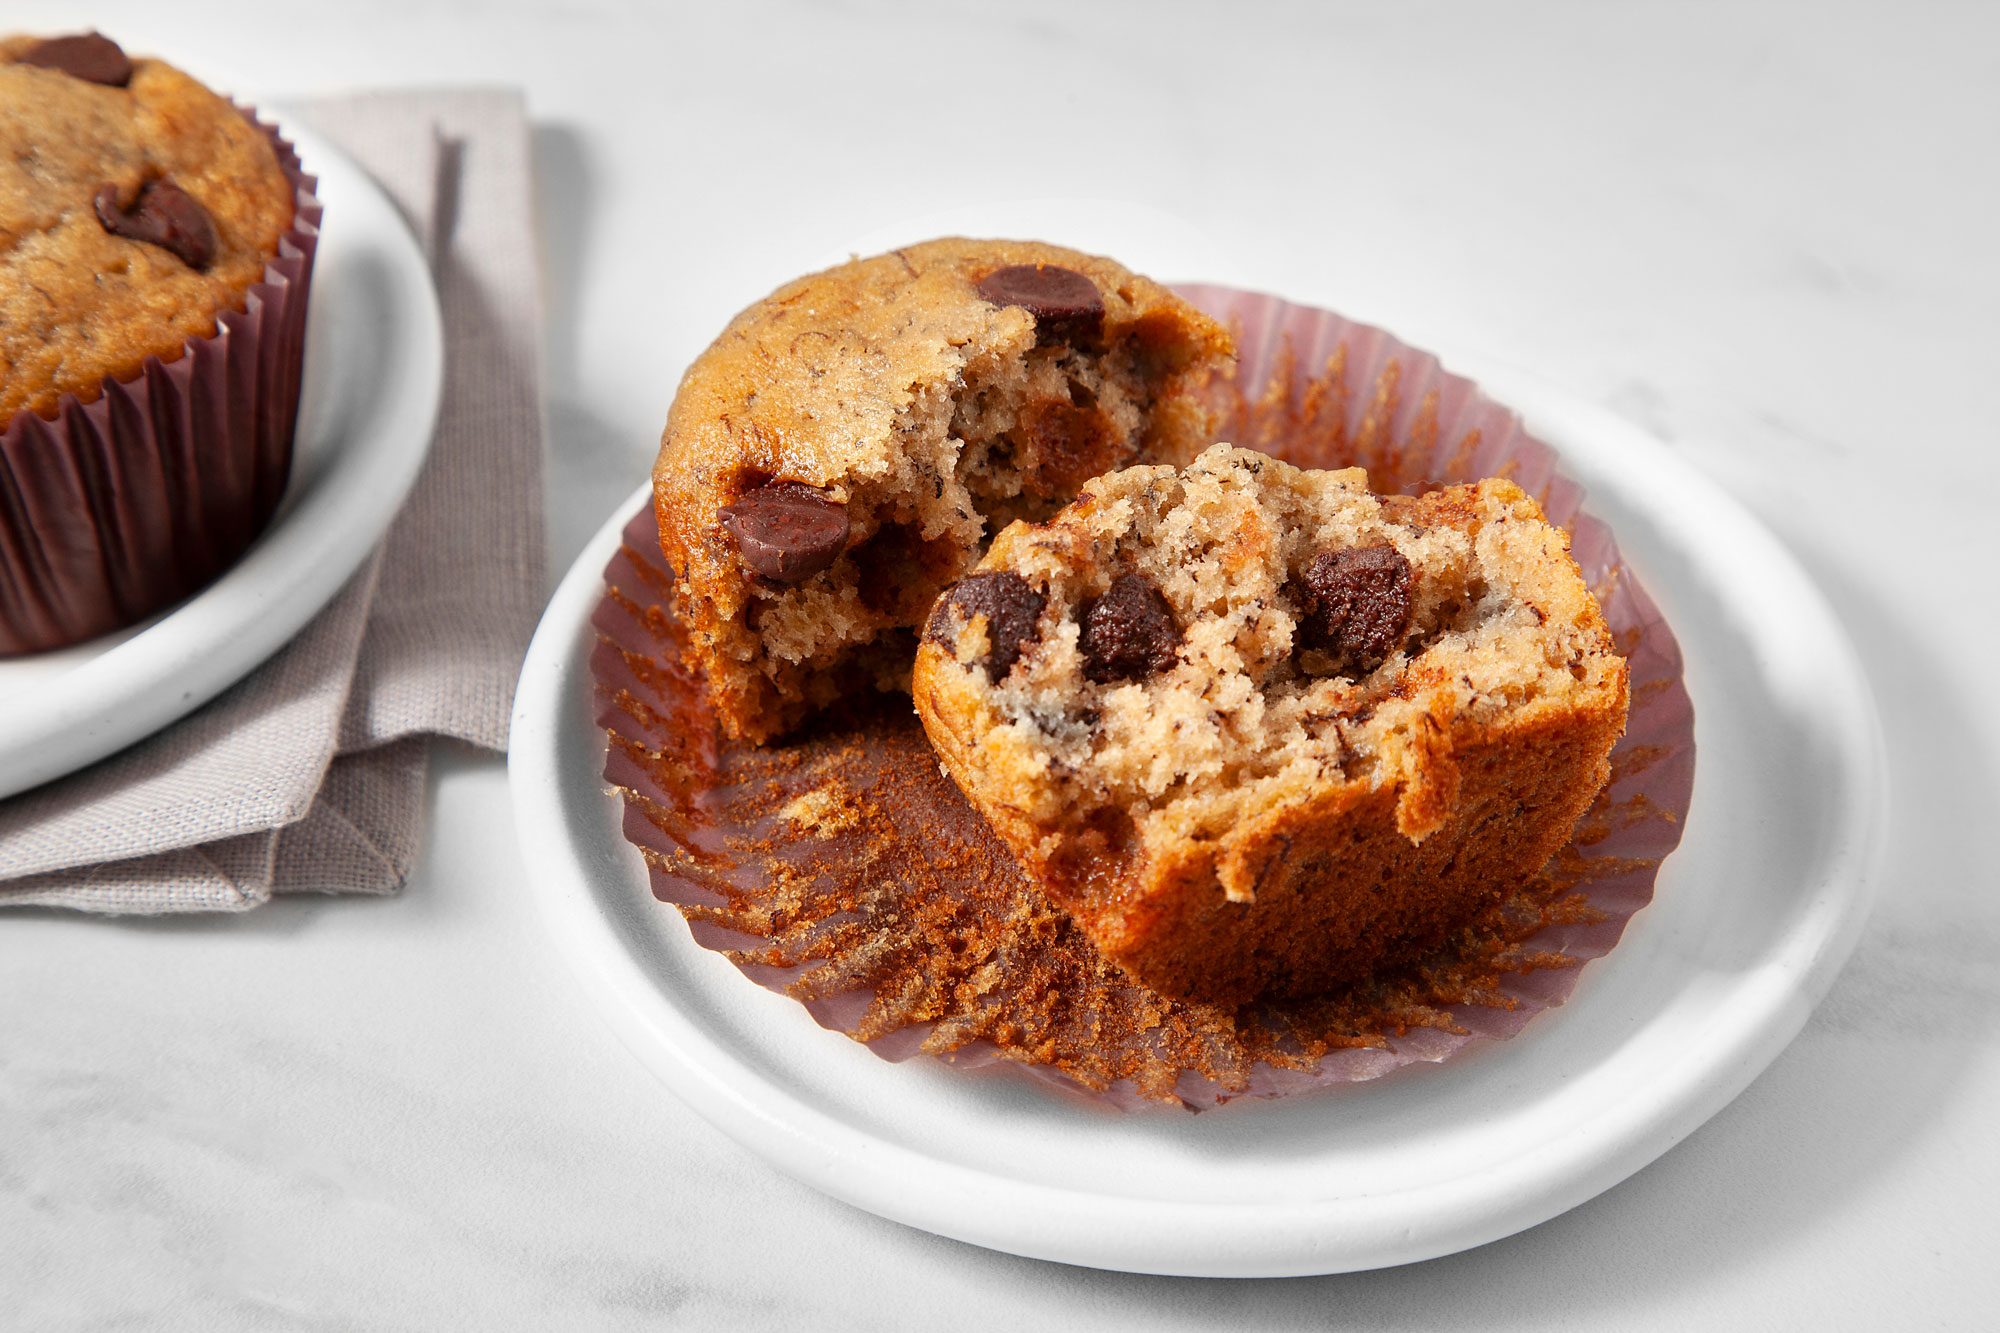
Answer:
top-left (531, 121), bottom-right (592, 390)
top-left (529, 121), bottom-right (653, 571)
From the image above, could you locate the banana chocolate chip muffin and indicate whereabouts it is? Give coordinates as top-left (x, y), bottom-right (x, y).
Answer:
top-left (0, 31), bottom-right (315, 654)
top-left (0, 32), bottom-right (296, 420)
top-left (912, 443), bottom-right (1630, 1004)
top-left (652, 238), bottom-right (1234, 744)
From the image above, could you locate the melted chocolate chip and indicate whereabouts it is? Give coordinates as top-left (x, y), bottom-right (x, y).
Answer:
top-left (975, 264), bottom-right (1104, 343)
top-left (20, 32), bottom-right (133, 87)
top-left (93, 179), bottom-right (217, 270)
top-left (1295, 544), bottom-right (1414, 675)
top-left (925, 572), bottom-right (1046, 680)
top-left (854, 522), bottom-right (952, 618)
top-left (1020, 399), bottom-right (1119, 496)
top-left (1080, 573), bottom-right (1181, 684)
top-left (718, 482), bottom-right (850, 584)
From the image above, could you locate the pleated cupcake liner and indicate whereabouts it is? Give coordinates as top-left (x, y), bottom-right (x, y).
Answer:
top-left (0, 109), bottom-right (321, 656)
top-left (593, 287), bottom-right (1696, 1111)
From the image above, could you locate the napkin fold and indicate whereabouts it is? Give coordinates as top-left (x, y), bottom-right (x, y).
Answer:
top-left (0, 90), bottom-right (547, 913)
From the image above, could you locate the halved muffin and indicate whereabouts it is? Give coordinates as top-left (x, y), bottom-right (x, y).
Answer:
top-left (652, 238), bottom-right (1234, 743)
top-left (913, 443), bottom-right (1630, 1004)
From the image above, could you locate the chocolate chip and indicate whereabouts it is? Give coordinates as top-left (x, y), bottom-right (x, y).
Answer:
top-left (855, 522), bottom-right (954, 618)
top-left (718, 482), bottom-right (850, 584)
top-left (20, 32), bottom-right (133, 87)
top-left (93, 179), bottom-right (218, 270)
top-left (975, 264), bottom-right (1104, 343)
top-left (1295, 544), bottom-right (1414, 675)
top-left (925, 572), bottom-right (1046, 680)
top-left (1080, 573), bottom-right (1181, 684)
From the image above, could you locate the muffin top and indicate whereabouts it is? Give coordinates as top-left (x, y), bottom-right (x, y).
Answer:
top-left (0, 33), bottom-right (296, 422)
top-left (655, 237), bottom-right (1230, 507)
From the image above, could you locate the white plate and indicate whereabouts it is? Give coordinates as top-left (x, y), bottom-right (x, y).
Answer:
top-left (508, 377), bottom-right (1885, 1277)
top-left (0, 120), bottom-right (443, 800)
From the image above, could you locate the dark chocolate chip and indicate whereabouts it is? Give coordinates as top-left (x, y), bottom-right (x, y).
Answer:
top-left (93, 179), bottom-right (218, 270)
top-left (717, 481), bottom-right (850, 584)
top-left (1295, 544), bottom-right (1414, 675)
top-left (1080, 573), bottom-right (1181, 684)
top-left (20, 32), bottom-right (133, 87)
top-left (924, 571), bottom-right (1046, 680)
top-left (975, 264), bottom-right (1104, 343)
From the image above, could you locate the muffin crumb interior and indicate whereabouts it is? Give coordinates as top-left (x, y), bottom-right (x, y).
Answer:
top-left (747, 313), bottom-right (1210, 685)
top-left (929, 444), bottom-right (1624, 867)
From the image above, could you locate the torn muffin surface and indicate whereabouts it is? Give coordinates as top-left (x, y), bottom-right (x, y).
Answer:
top-left (913, 443), bottom-right (1630, 1004)
top-left (652, 237), bottom-right (1234, 744)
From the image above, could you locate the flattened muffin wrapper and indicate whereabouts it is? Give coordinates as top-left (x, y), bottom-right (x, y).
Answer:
top-left (0, 110), bottom-right (322, 656)
top-left (594, 288), bottom-right (1696, 1111)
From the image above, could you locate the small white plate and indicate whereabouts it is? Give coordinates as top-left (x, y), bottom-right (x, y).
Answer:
top-left (508, 378), bottom-right (1885, 1277)
top-left (0, 120), bottom-right (443, 800)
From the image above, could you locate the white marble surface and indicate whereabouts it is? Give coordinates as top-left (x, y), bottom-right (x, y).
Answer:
top-left (4, 0), bottom-right (1997, 1326)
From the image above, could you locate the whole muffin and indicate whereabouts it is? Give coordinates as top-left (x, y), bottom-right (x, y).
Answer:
top-left (0, 32), bottom-right (296, 419)
top-left (913, 444), bottom-right (1630, 1004)
top-left (0, 31), bottom-right (316, 654)
top-left (653, 238), bottom-right (1234, 744)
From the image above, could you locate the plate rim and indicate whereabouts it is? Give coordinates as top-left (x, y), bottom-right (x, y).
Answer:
top-left (0, 116), bottom-right (444, 799)
top-left (508, 375), bottom-right (1886, 1276)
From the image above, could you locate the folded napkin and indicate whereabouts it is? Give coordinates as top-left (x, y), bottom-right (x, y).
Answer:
top-left (0, 90), bottom-right (547, 913)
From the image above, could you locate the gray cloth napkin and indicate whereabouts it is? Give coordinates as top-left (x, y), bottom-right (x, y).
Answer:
top-left (0, 90), bottom-right (547, 913)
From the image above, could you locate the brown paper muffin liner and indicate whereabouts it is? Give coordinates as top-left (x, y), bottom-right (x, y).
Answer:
top-left (593, 288), bottom-right (1696, 1111)
top-left (0, 110), bottom-right (322, 656)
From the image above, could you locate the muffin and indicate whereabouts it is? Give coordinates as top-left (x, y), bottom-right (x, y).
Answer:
top-left (0, 31), bottom-right (318, 654)
top-left (912, 444), bottom-right (1631, 1004)
top-left (652, 238), bottom-right (1234, 743)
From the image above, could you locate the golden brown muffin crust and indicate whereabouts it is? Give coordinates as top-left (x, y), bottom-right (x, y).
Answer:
top-left (656, 239), bottom-right (1225, 497)
top-left (0, 36), bottom-right (295, 421)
